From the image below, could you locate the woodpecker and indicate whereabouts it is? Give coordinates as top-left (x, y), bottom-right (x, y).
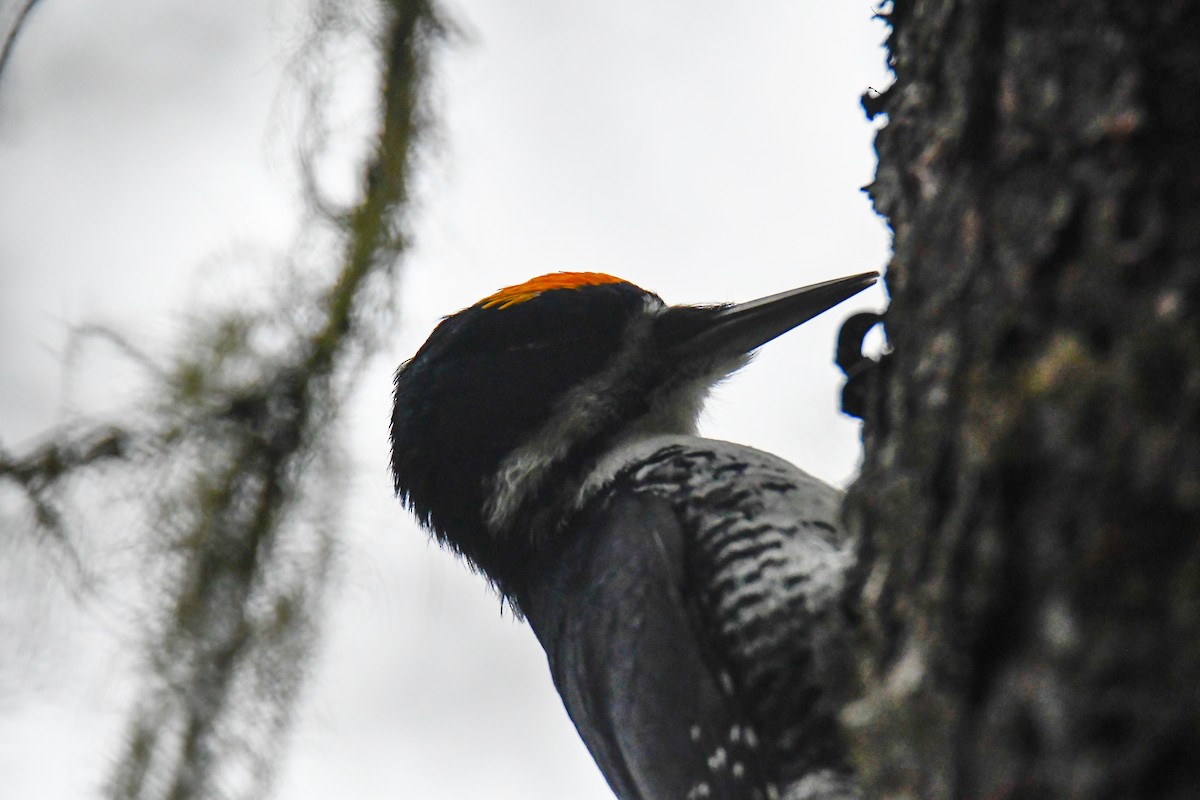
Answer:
top-left (391, 271), bottom-right (876, 800)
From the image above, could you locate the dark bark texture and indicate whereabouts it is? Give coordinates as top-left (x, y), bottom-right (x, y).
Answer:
top-left (843, 1), bottom-right (1200, 798)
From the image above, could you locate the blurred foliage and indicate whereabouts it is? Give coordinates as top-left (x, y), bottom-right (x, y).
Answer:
top-left (0, 1), bottom-right (446, 798)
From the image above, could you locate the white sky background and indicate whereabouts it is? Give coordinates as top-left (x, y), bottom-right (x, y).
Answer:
top-left (0, 1), bottom-right (890, 798)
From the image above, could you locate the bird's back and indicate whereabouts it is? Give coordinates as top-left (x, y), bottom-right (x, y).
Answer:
top-left (520, 435), bottom-right (861, 800)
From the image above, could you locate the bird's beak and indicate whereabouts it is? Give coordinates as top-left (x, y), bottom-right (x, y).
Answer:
top-left (661, 272), bottom-right (879, 362)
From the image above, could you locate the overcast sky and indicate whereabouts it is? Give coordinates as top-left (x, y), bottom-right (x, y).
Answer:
top-left (0, 1), bottom-right (890, 797)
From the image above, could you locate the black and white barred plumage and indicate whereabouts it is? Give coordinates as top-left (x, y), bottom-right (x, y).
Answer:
top-left (523, 437), bottom-right (860, 800)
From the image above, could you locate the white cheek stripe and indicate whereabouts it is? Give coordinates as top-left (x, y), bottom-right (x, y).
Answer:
top-left (482, 298), bottom-right (746, 535)
top-left (483, 304), bottom-right (658, 532)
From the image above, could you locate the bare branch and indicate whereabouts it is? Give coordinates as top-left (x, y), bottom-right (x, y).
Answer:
top-left (0, 0), bottom-right (41, 85)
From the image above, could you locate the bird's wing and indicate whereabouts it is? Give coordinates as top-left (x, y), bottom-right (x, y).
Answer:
top-left (524, 489), bottom-right (770, 800)
top-left (625, 441), bottom-right (860, 792)
top-left (668, 445), bottom-right (861, 797)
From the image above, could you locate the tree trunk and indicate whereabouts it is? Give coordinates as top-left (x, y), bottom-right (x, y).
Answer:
top-left (843, 1), bottom-right (1200, 797)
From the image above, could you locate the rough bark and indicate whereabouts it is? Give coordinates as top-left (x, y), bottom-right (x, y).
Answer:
top-left (843, 1), bottom-right (1200, 797)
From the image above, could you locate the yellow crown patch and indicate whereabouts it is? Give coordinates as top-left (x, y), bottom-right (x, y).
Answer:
top-left (479, 272), bottom-right (629, 310)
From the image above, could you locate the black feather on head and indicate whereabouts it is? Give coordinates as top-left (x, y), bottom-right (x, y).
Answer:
top-left (390, 276), bottom-right (656, 598)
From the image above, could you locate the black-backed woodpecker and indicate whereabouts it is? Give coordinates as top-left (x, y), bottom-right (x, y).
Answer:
top-left (391, 271), bottom-right (877, 800)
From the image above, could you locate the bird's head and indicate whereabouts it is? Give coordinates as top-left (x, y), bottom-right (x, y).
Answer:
top-left (391, 271), bottom-right (876, 599)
